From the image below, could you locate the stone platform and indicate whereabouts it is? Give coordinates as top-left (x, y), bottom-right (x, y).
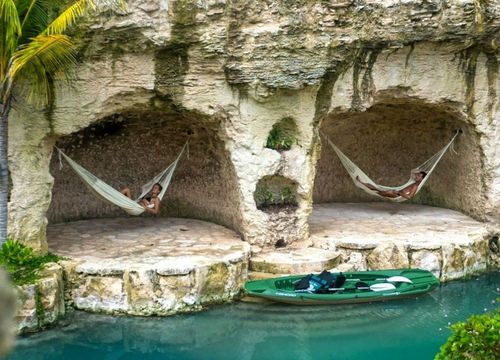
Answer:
top-left (308, 203), bottom-right (496, 280)
top-left (251, 203), bottom-right (496, 281)
top-left (47, 217), bottom-right (250, 316)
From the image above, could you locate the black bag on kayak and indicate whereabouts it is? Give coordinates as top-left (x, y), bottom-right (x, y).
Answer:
top-left (309, 274), bottom-right (329, 291)
top-left (294, 274), bottom-right (328, 291)
top-left (294, 274), bottom-right (313, 290)
top-left (318, 270), bottom-right (335, 288)
top-left (294, 270), bottom-right (339, 292)
top-left (294, 271), bottom-right (333, 292)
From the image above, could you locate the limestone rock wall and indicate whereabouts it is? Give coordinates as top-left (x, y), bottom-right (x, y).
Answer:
top-left (252, 231), bottom-right (494, 281)
top-left (60, 246), bottom-right (250, 316)
top-left (314, 43), bottom-right (498, 223)
top-left (6, 0), bottom-right (500, 251)
top-left (323, 231), bottom-right (492, 281)
top-left (14, 263), bottom-right (65, 334)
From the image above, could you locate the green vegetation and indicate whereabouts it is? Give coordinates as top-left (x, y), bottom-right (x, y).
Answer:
top-left (254, 180), bottom-right (298, 210)
top-left (35, 286), bottom-right (46, 325)
top-left (0, 240), bottom-right (61, 286)
top-left (280, 187), bottom-right (295, 205)
top-left (435, 306), bottom-right (500, 360)
top-left (266, 118), bottom-right (299, 151)
top-left (254, 186), bottom-right (274, 209)
top-left (266, 127), bottom-right (296, 151)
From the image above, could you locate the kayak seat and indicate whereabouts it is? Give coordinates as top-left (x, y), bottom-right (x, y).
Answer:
top-left (294, 274), bottom-right (313, 291)
top-left (333, 274), bottom-right (346, 288)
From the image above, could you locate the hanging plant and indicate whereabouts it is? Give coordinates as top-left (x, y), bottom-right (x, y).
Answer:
top-left (265, 118), bottom-right (299, 151)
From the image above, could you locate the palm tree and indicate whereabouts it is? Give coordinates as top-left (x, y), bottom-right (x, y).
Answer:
top-left (0, 0), bottom-right (125, 246)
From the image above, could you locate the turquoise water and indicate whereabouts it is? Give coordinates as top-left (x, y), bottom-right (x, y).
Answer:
top-left (8, 271), bottom-right (500, 360)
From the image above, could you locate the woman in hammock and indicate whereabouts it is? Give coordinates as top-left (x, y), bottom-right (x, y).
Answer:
top-left (120, 183), bottom-right (163, 214)
top-left (356, 171), bottom-right (427, 200)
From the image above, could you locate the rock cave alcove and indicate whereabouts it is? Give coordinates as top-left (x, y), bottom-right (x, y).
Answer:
top-left (307, 99), bottom-right (492, 277)
top-left (48, 107), bottom-right (243, 234)
top-left (314, 100), bottom-right (486, 219)
top-left (254, 175), bottom-right (299, 212)
top-left (254, 175), bottom-right (300, 248)
top-left (265, 117), bottom-right (300, 152)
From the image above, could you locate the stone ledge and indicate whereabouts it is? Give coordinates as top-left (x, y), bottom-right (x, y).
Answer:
top-left (48, 218), bottom-right (251, 316)
top-left (62, 254), bottom-right (250, 316)
top-left (250, 248), bottom-right (341, 274)
top-left (310, 203), bottom-right (497, 281)
top-left (15, 263), bottom-right (65, 334)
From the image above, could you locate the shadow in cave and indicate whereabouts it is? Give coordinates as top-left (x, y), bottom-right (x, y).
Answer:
top-left (48, 107), bottom-right (243, 237)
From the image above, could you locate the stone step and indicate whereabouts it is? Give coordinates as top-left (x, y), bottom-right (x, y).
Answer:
top-left (247, 271), bottom-right (288, 280)
top-left (249, 247), bottom-right (341, 275)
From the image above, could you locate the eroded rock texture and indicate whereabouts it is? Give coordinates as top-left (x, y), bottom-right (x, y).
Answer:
top-left (14, 263), bottom-right (65, 334)
top-left (6, 0), bottom-right (499, 252)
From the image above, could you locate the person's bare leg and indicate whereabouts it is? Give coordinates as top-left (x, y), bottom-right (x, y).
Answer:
top-left (376, 190), bottom-right (399, 198)
top-left (356, 176), bottom-right (379, 191)
top-left (356, 176), bottom-right (399, 198)
top-left (363, 182), bottom-right (379, 191)
top-left (121, 188), bottom-right (132, 199)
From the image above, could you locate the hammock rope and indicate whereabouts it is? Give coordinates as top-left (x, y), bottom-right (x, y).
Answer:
top-left (56, 141), bottom-right (188, 215)
top-left (324, 131), bottom-right (460, 202)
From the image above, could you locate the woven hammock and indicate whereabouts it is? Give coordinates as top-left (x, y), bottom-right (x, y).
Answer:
top-left (324, 132), bottom-right (460, 202)
top-left (56, 142), bottom-right (188, 215)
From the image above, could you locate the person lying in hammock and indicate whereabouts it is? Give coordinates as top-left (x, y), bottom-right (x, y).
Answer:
top-left (120, 183), bottom-right (162, 214)
top-left (356, 171), bottom-right (427, 200)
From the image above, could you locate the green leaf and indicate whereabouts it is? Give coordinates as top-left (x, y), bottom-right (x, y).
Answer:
top-left (0, 240), bottom-right (63, 285)
top-left (0, 0), bottom-right (22, 80)
top-left (6, 33), bottom-right (76, 104)
top-left (435, 307), bottom-right (500, 360)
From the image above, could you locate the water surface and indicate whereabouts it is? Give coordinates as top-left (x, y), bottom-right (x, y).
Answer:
top-left (8, 271), bottom-right (499, 360)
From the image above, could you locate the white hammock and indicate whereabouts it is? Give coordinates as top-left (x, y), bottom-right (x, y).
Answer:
top-left (56, 142), bottom-right (188, 215)
top-left (325, 132), bottom-right (460, 202)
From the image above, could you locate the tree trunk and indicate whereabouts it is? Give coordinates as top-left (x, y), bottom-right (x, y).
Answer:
top-left (0, 98), bottom-right (10, 246)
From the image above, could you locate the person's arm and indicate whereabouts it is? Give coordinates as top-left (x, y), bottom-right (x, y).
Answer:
top-left (410, 169), bottom-right (423, 180)
top-left (398, 183), bottom-right (419, 199)
top-left (145, 198), bottom-right (160, 214)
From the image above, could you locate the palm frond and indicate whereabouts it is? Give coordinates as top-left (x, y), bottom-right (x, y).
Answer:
top-left (44, 0), bottom-right (126, 36)
top-left (12, 56), bottom-right (51, 105)
top-left (0, 0), bottom-right (22, 81)
top-left (5, 34), bottom-right (76, 104)
top-left (17, 1), bottom-right (72, 45)
top-left (20, 0), bottom-right (41, 32)
top-left (18, 1), bottom-right (49, 45)
top-left (0, 0), bottom-right (21, 34)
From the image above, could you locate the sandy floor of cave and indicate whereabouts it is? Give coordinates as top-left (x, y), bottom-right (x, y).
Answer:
top-left (309, 202), bottom-right (491, 248)
top-left (47, 217), bottom-right (246, 268)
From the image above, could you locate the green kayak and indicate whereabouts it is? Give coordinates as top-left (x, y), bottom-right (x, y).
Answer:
top-left (244, 269), bottom-right (439, 305)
